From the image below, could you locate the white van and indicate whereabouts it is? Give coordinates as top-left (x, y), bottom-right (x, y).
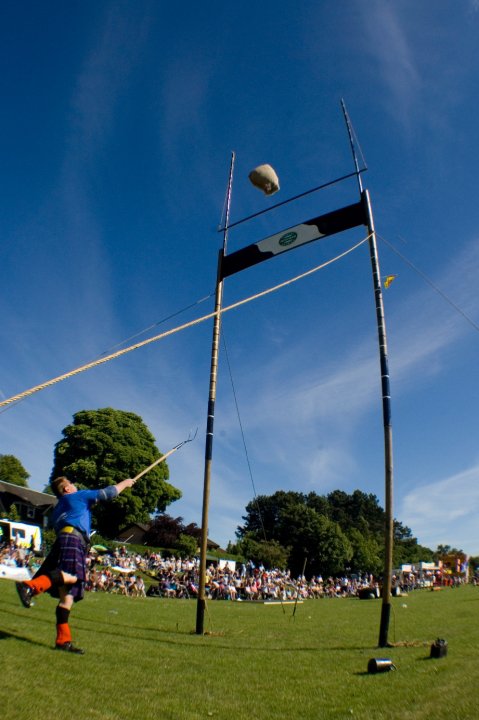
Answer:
top-left (0, 519), bottom-right (42, 552)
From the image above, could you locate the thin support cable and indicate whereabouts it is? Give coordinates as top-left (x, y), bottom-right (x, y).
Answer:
top-left (221, 330), bottom-right (268, 543)
top-left (100, 292), bottom-right (215, 356)
top-left (378, 234), bottom-right (479, 334)
top-left (219, 170), bottom-right (366, 232)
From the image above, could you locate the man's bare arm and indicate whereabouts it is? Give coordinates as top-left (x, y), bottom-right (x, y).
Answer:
top-left (114, 478), bottom-right (136, 495)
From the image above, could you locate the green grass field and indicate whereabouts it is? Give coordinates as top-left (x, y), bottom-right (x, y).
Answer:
top-left (1, 581), bottom-right (477, 719)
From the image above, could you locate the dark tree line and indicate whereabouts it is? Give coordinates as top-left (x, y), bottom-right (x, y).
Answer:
top-left (229, 489), bottom-right (434, 577)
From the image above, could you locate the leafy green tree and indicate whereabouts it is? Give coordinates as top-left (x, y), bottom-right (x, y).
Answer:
top-left (50, 408), bottom-right (181, 538)
top-left (394, 520), bottom-right (414, 542)
top-left (0, 455), bottom-right (30, 487)
top-left (305, 492), bottom-right (330, 518)
top-left (314, 519), bottom-right (353, 577)
top-left (176, 533), bottom-right (198, 558)
top-left (282, 504), bottom-right (352, 577)
top-left (236, 535), bottom-right (289, 570)
top-left (240, 492), bottom-right (352, 575)
top-left (238, 488), bottom-right (436, 576)
top-left (347, 527), bottom-right (382, 575)
top-left (238, 490), bottom-right (306, 546)
top-left (327, 489), bottom-right (385, 537)
top-left (416, 544), bottom-right (435, 562)
top-left (434, 544), bottom-right (451, 560)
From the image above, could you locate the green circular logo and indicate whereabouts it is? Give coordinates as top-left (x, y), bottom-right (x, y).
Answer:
top-left (279, 231), bottom-right (298, 247)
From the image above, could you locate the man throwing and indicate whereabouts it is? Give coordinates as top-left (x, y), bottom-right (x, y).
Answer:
top-left (16, 475), bottom-right (136, 654)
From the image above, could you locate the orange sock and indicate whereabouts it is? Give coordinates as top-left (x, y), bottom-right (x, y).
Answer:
top-left (25, 575), bottom-right (52, 595)
top-left (56, 606), bottom-right (72, 645)
top-left (56, 623), bottom-right (72, 645)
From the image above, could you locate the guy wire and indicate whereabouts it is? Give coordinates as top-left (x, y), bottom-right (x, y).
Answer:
top-left (379, 233), bottom-right (479, 334)
top-left (219, 169), bottom-right (366, 232)
top-left (221, 330), bottom-right (301, 616)
top-left (99, 292), bottom-right (215, 356)
top-left (221, 329), bottom-right (268, 543)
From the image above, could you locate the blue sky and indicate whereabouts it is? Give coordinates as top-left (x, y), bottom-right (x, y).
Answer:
top-left (1, 1), bottom-right (479, 555)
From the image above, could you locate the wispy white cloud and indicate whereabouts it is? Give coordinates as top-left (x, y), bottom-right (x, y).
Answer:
top-left (399, 462), bottom-right (479, 554)
top-left (357, 2), bottom-right (420, 129)
top-left (57, 7), bottom-right (152, 333)
top-left (69, 6), bottom-right (150, 156)
top-left (159, 57), bottom-right (212, 154)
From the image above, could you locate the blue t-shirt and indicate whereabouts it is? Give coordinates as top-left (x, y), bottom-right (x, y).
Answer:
top-left (52, 486), bottom-right (118, 536)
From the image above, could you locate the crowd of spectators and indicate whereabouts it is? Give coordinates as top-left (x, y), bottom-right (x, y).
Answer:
top-left (87, 567), bottom-right (146, 596)
top-left (85, 547), bottom-right (382, 600)
top-left (1, 537), bottom-right (473, 600)
top-left (0, 540), bottom-right (31, 569)
top-left (87, 553), bottom-right (472, 600)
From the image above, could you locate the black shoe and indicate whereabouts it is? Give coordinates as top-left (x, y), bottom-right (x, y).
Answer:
top-left (15, 582), bottom-right (34, 608)
top-left (55, 641), bottom-right (85, 655)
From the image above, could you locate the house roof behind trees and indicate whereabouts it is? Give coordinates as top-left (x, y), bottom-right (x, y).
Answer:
top-left (0, 480), bottom-right (57, 510)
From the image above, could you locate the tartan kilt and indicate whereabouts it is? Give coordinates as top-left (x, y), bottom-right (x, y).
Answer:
top-left (34, 533), bottom-right (86, 602)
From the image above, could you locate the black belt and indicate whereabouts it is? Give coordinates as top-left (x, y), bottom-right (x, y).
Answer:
top-left (59, 525), bottom-right (89, 548)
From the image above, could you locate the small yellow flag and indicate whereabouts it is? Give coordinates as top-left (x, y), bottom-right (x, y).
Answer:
top-left (384, 275), bottom-right (397, 289)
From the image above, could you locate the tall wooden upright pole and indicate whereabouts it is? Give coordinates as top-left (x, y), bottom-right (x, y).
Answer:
top-left (341, 100), bottom-right (394, 646)
top-left (362, 189), bottom-right (394, 647)
top-left (196, 152), bottom-right (235, 635)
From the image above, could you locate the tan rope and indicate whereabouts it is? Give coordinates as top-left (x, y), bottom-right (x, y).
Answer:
top-left (0, 234), bottom-right (370, 409)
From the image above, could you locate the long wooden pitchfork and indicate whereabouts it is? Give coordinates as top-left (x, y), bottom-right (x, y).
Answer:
top-left (132, 428), bottom-right (197, 483)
